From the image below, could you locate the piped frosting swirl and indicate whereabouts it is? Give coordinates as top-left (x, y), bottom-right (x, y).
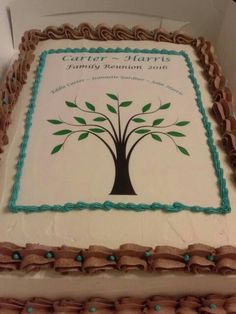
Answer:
top-left (1, 242), bottom-right (236, 275)
top-left (0, 295), bottom-right (236, 313)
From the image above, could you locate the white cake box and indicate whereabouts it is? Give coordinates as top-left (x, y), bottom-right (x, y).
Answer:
top-left (0, 0), bottom-right (235, 100)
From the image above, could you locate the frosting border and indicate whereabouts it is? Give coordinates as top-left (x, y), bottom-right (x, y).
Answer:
top-left (8, 47), bottom-right (230, 214)
top-left (1, 242), bottom-right (236, 275)
top-left (0, 295), bottom-right (236, 313)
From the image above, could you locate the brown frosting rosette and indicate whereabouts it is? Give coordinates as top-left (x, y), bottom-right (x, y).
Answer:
top-left (1, 295), bottom-right (236, 314)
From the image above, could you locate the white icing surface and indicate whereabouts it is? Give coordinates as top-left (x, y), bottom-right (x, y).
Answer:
top-left (15, 47), bottom-right (219, 208)
top-left (0, 39), bottom-right (236, 297)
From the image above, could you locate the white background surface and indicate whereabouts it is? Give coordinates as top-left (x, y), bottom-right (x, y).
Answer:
top-left (0, 0), bottom-right (16, 81)
top-left (216, 0), bottom-right (236, 97)
top-left (0, 0), bottom-right (235, 97)
top-left (9, 0), bottom-right (228, 47)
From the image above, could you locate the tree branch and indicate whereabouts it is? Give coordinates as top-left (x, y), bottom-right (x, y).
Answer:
top-left (127, 131), bottom-right (178, 163)
top-left (124, 120), bottom-right (178, 145)
top-left (59, 118), bottom-right (117, 144)
top-left (122, 99), bottom-right (162, 142)
top-left (61, 130), bottom-right (117, 162)
top-left (74, 98), bottom-right (119, 142)
top-left (117, 95), bottom-right (122, 142)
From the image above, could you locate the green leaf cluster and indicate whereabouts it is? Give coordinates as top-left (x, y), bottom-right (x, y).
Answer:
top-left (132, 118), bottom-right (146, 123)
top-left (74, 116), bottom-right (86, 125)
top-left (176, 121), bottom-right (190, 126)
top-left (65, 101), bottom-right (77, 108)
top-left (107, 104), bottom-right (117, 114)
top-left (135, 129), bottom-right (150, 134)
top-left (78, 132), bottom-right (89, 141)
top-left (93, 117), bottom-right (106, 122)
top-left (160, 102), bottom-right (171, 110)
top-left (85, 102), bottom-right (95, 112)
top-left (177, 146), bottom-right (190, 156)
top-left (167, 131), bottom-right (185, 137)
top-left (47, 119), bottom-right (62, 125)
top-left (51, 144), bottom-right (63, 154)
top-left (106, 93), bottom-right (118, 101)
top-left (89, 128), bottom-right (105, 133)
top-left (151, 134), bottom-right (162, 142)
top-left (49, 96), bottom-right (190, 157)
top-left (120, 101), bottom-right (132, 107)
top-left (152, 118), bottom-right (164, 126)
top-left (142, 103), bottom-right (151, 113)
top-left (53, 129), bottom-right (72, 135)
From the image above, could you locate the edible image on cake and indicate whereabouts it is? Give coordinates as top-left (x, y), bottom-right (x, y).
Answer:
top-left (48, 94), bottom-right (190, 196)
top-left (9, 48), bottom-right (230, 213)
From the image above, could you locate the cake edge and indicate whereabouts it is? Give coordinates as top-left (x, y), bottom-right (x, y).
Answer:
top-left (0, 24), bottom-right (236, 279)
top-left (0, 294), bottom-right (235, 313)
top-left (1, 242), bottom-right (236, 275)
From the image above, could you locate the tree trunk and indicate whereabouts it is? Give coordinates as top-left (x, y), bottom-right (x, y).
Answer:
top-left (110, 144), bottom-right (136, 195)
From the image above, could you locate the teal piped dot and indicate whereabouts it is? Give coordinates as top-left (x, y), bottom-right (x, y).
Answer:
top-left (107, 255), bottom-right (116, 262)
top-left (154, 304), bottom-right (161, 312)
top-left (207, 254), bottom-right (215, 261)
top-left (75, 254), bottom-right (83, 262)
top-left (45, 251), bottom-right (54, 259)
top-left (89, 306), bottom-right (96, 312)
top-left (144, 250), bottom-right (153, 258)
top-left (12, 252), bottom-right (21, 260)
top-left (27, 306), bottom-right (33, 313)
top-left (209, 303), bottom-right (217, 310)
top-left (183, 254), bottom-right (190, 262)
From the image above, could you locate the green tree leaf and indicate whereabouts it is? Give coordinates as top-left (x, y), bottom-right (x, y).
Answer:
top-left (132, 118), bottom-right (146, 123)
top-left (51, 144), bottom-right (63, 154)
top-left (160, 102), bottom-right (171, 110)
top-left (93, 117), bottom-right (107, 122)
top-left (78, 132), bottom-right (89, 140)
top-left (47, 119), bottom-right (63, 125)
top-left (66, 101), bottom-right (77, 108)
top-left (178, 145), bottom-right (190, 156)
top-left (167, 131), bottom-right (185, 137)
top-left (142, 103), bottom-right (151, 113)
top-left (176, 121), bottom-right (190, 126)
top-left (53, 129), bottom-right (72, 135)
top-left (135, 129), bottom-right (150, 134)
top-left (120, 101), bottom-right (132, 107)
top-left (153, 118), bottom-right (164, 126)
top-left (107, 104), bottom-right (117, 114)
top-left (106, 93), bottom-right (118, 101)
top-left (74, 117), bottom-right (86, 125)
top-left (151, 134), bottom-right (162, 142)
top-left (89, 128), bottom-right (105, 133)
top-left (85, 102), bottom-right (95, 112)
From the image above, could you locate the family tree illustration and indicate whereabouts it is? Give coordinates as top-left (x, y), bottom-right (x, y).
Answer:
top-left (48, 93), bottom-right (190, 195)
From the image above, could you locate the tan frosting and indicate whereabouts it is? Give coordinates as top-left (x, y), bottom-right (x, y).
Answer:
top-left (214, 87), bottom-right (233, 104)
top-left (1, 295), bottom-right (236, 314)
top-left (1, 242), bottom-right (236, 275)
top-left (221, 117), bottom-right (236, 133)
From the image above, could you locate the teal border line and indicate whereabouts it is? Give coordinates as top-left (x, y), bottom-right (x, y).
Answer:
top-left (9, 47), bottom-right (230, 214)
